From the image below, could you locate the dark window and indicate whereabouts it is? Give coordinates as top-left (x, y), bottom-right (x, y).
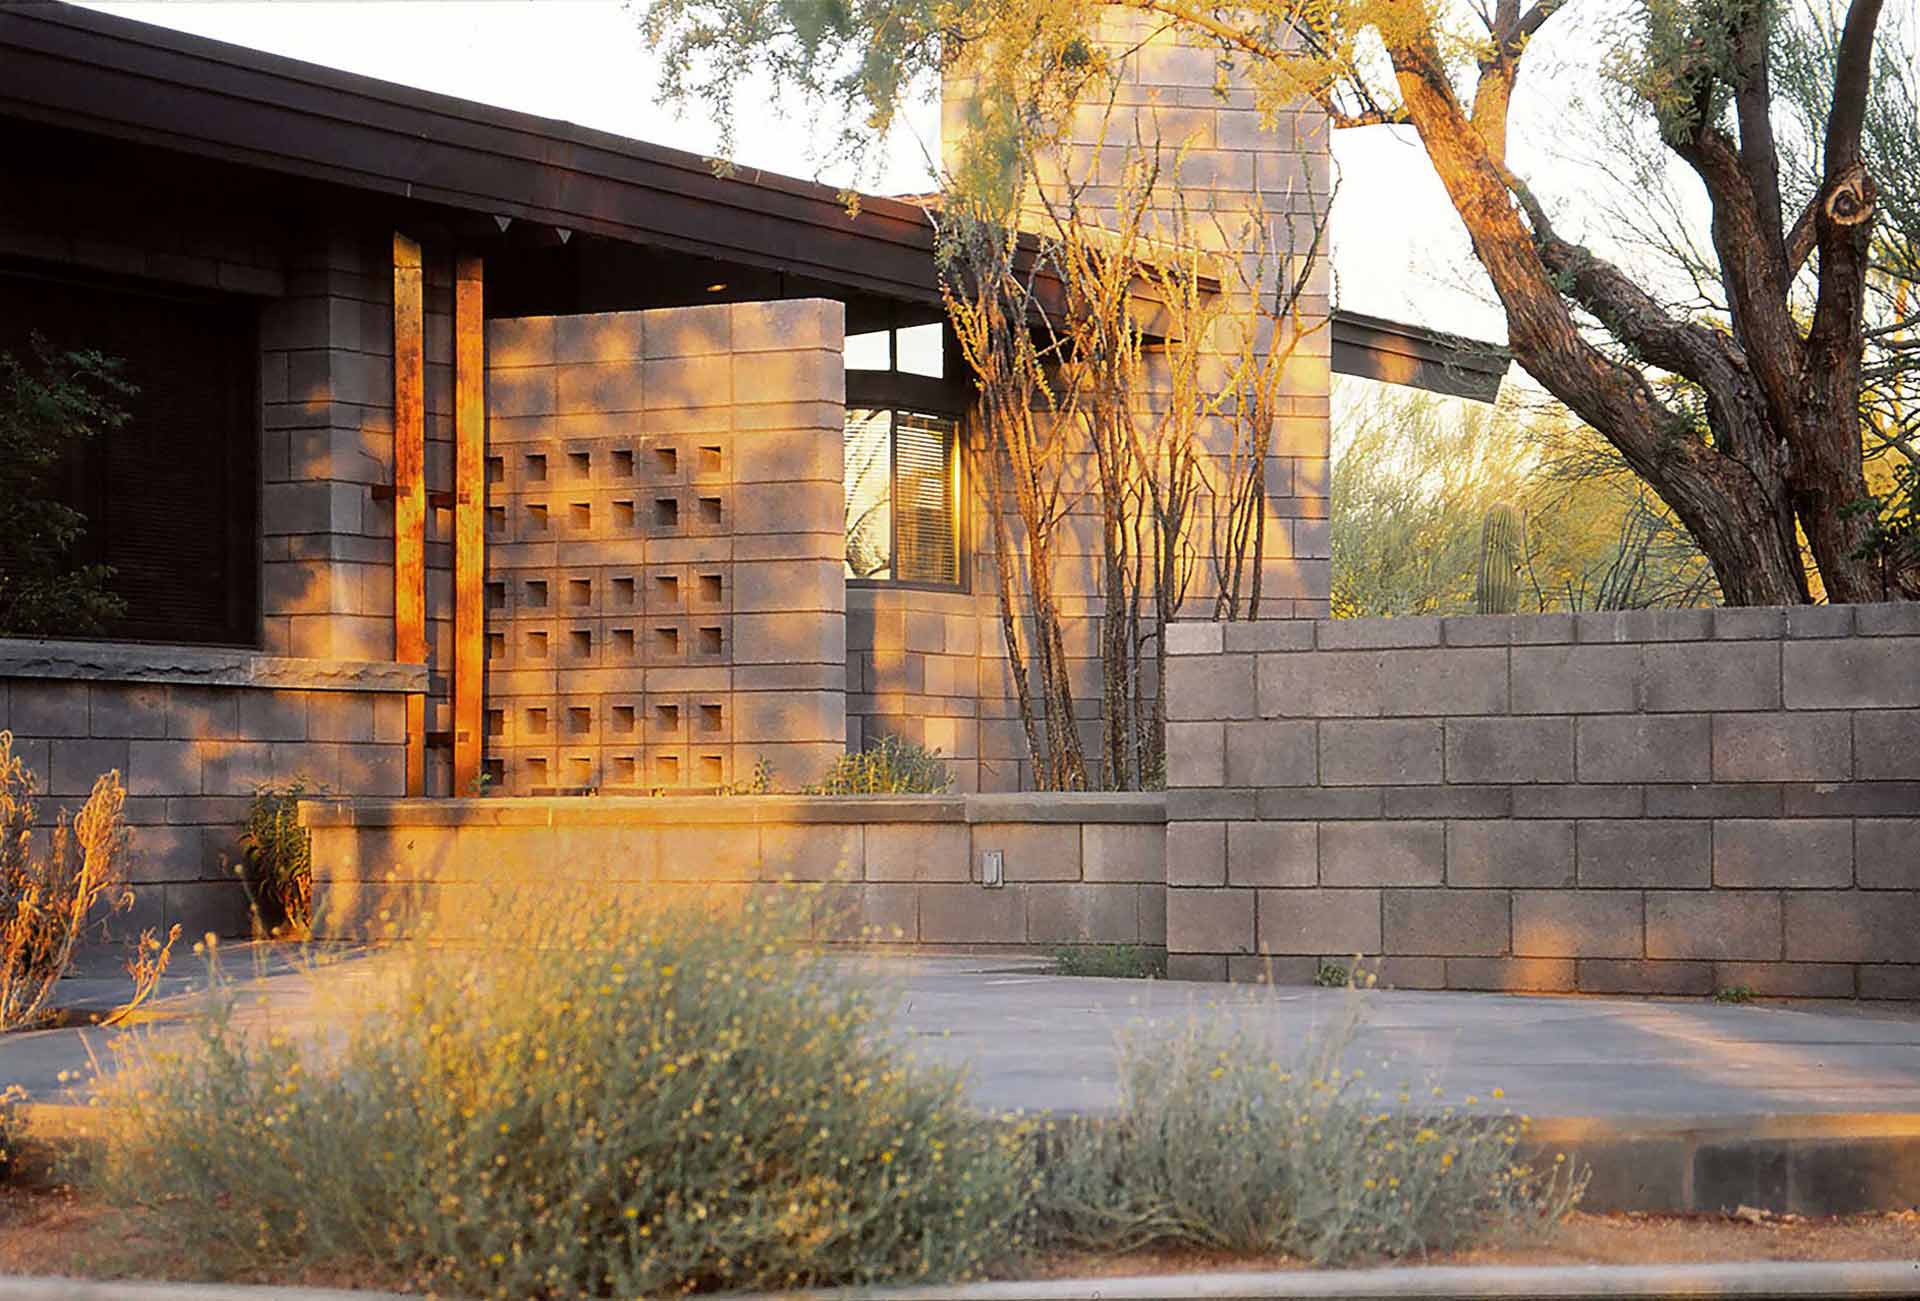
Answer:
top-left (0, 264), bottom-right (258, 645)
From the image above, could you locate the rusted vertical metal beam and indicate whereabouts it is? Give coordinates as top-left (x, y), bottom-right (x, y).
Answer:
top-left (452, 254), bottom-right (486, 795)
top-left (392, 232), bottom-right (427, 797)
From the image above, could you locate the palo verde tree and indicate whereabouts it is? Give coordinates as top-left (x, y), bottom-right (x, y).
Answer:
top-left (638, 0), bottom-right (1900, 605)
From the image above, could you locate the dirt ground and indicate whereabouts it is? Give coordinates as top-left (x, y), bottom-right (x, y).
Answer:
top-left (2, 1135), bottom-right (1915, 1292)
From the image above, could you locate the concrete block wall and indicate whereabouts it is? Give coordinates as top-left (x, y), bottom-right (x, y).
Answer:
top-left (305, 792), bottom-right (1165, 949)
top-left (0, 651), bottom-right (416, 938)
top-left (847, 587), bottom-right (1000, 791)
top-left (1164, 606), bottom-right (1920, 996)
top-left (484, 301), bottom-right (847, 794)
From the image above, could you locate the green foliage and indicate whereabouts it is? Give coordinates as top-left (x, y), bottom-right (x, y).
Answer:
top-left (1713, 985), bottom-right (1757, 1004)
top-left (803, 736), bottom-right (953, 795)
top-left (1313, 961), bottom-right (1352, 988)
top-left (722, 757), bottom-right (778, 796)
top-left (238, 783), bottom-right (314, 939)
top-left (1050, 944), bottom-right (1165, 979)
top-left (1845, 462), bottom-right (1920, 598)
top-left (1031, 1010), bottom-right (1585, 1265)
top-left (1331, 384), bottom-right (1716, 617)
top-left (90, 896), bottom-right (1032, 1296)
top-left (1475, 503), bottom-right (1524, 615)
top-left (0, 337), bottom-right (131, 637)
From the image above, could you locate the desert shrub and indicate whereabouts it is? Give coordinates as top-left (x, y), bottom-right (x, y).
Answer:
top-left (1033, 1007), bottom-right (1583, 1265)
top-left (90, 895), bottom-right (1032, 1296)
top-left (0, 1085), bottom-right (21, 1182)
top-left (0, 729), bottom-right (131, 1031)
top-left (238, 782), bottom-right (313, 937)
top-left (1051, 945), bottom-right (1165, 980)
top-left (804, 736), bottom-right (952, 795)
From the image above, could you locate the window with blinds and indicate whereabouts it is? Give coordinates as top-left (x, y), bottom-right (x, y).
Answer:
top-left (0, 265), bottom-right (259, 645)
top-left (842, 407), bottom-right (961, 588)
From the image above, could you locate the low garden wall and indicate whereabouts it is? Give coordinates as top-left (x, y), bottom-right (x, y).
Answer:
top-left (303, 792), bottom-right (1165, 950)
top-left (1163, 604), bottom-right (1920, 997)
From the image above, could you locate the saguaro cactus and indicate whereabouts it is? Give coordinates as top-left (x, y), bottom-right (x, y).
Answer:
top-left (1475, 502), bottom-right (1524, 614)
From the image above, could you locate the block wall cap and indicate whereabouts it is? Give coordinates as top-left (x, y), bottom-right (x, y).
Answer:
top-left (964, 793), bottom-right (1168, 824)
top-left (0, 638), bottom-right (427, 694)
top-left (1283, 606), bottom-right (1920, 651)
top-left (300, 792), bottom-right (1168, 828)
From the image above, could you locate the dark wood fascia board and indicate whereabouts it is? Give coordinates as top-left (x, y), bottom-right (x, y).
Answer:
top-left (0, 2), bottom-right (957, 303)
top-left (1330, 308), bottom-right (1511, 403)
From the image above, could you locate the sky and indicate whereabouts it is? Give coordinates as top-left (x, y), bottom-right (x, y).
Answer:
top-left (76, 0), bottom-right (1575, 346)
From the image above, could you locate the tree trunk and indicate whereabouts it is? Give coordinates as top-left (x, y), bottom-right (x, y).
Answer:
top-left (1392, 55), bottom-right (1811, 605)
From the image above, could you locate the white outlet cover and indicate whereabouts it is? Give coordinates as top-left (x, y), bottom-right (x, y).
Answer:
top-left (981, 849), bottom-right (1004, 888)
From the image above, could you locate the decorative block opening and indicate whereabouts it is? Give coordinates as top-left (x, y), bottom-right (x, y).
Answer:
top-left (698, 445), bottom-right (723, 475)
top-left (697, 496), bottom-right (723, 524)
top-left (698, 754), bottom-right (724, 785)
top-left (612, 576), bottom-right (636, 606)
top-left (654, 446), bottom-right (678, 477)
top-left (526, 502), bottom-right (549, 533)
top-left (611, 627), bottom-right (636, 658)
top-left (567, 756), bottom-right (593, 787)
top-left (653, 753), bottom-right (680, 784)
top-left (483, 757), bottom-right (505, 787)
top-left (567, 451), bottom-right (591, 479)
top-left (485, 581), bottom-right (506, 610)
top-left (696, 573), bottom-right (723, 605)
top-left (697, 625), bottom-right (723, 655)
top-left (654, 703), bottom-right (681, 734)
top-left (485, 709), bottom-right (504, 738)
top-left (525, 630), bottom-right (549, 659)
top-left (567, 578), bottom-right (592, 607)
top-left (611, 704), bottom-right (637, 734)
top-left (613, 499), bottom-right (635, 528)
top-left (699, 703), bottom-right (724, 734)
top-left (486, 631), bottom-right (505, 660)
top-left (612, 448), bottom-right (634, 477)
top-left (524, 755), bottom-right (548, 785)
top-left (654, 497), bottom-right (679, 529)
top-left (525, 580), bottom-right (548, 608)
top-left (525, 707), bottom-right (549, 736)
top-left (654, 626), bottom-right (681, 657)
top-left (567, 706), bottom-right (592, 735)
top-left (486, 505), bottom-right (506, 534)
top-left (568, 628), bottom-right (593, 658)
top-left (486, 456), bottom-right (504, 484)
top-left (569, 501), bottom-right (592, 530)
top-left (653, 574), bottom-right (680, 606)
top-left (524, 453), bottom-right (548, 482)
top-left (611, 755), bottom-right (638, 784)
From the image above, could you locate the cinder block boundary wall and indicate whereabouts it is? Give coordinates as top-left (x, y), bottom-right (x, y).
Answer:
top-left (1163, 604), bottom-right (1920, 998)
top-left (304, 792), bottom-right (1164, 950)
top-left (0, 641), bottom-right (420, 938)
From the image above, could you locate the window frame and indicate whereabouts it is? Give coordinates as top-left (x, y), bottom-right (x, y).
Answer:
top-left (843, 320), bottom-right (973, 594)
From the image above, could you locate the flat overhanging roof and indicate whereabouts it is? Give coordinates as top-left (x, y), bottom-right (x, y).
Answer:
top-left (3, 1), bottom-right (1509, 400)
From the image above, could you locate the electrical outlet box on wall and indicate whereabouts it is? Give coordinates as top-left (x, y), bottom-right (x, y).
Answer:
top-left (980, 849), bottom-right (1004, 889)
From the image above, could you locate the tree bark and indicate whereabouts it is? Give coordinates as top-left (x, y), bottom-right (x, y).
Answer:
top-left (1390, 43), bottom-right (1811, 604)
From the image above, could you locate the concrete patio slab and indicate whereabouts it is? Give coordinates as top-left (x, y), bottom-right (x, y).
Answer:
top-left (7, 949), bottom-right (1920, 1215)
